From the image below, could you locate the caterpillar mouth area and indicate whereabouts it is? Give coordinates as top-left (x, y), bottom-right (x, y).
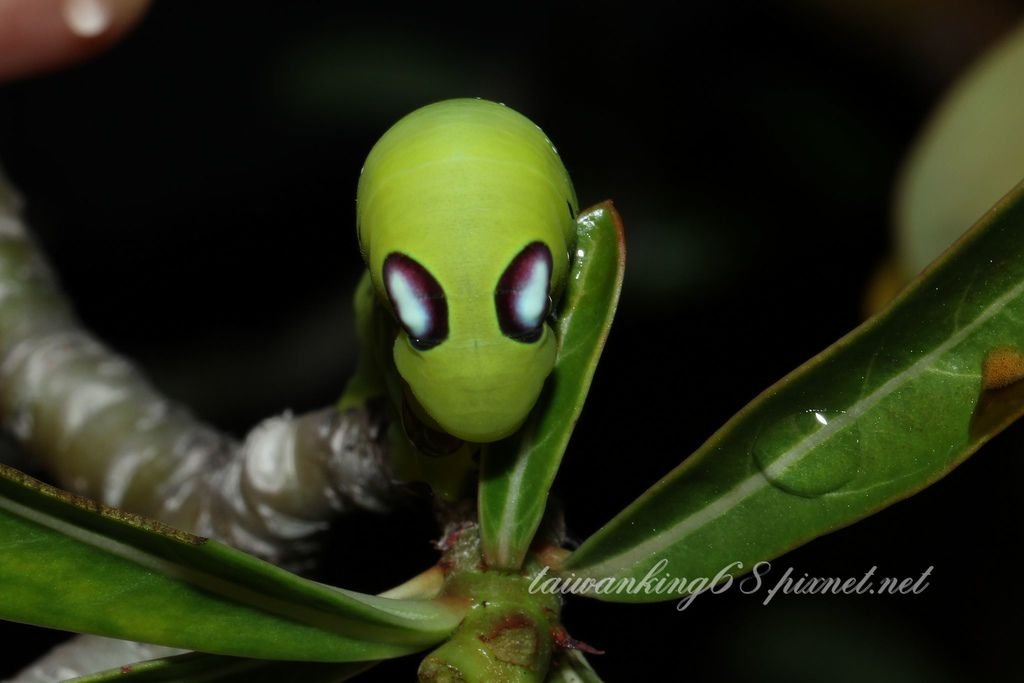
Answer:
top-left (401, 390), bottom-right (464, 457)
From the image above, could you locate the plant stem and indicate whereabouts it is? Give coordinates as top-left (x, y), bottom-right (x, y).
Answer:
top-left (419, 571), bottom-right (560, 683)
top-left (416, 522), bottom-right (564, 683)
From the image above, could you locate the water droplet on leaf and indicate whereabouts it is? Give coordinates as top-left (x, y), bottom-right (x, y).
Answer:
top-left (753, 408), bottom-right (860, 498)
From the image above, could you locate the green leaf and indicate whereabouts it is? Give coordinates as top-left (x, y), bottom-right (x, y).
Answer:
top-left (896, 20), bottom-right (1024, 276)
top-left (0, 464), bottom-right (462, 659)
top-left (68, 652), bottom-right (374, 683)
top-left (545, 650), bottom-right (604, 682)
top-left (565, 179), bottom-right (1024, 601)
top-left (479, 201), bottom-right (626, 569)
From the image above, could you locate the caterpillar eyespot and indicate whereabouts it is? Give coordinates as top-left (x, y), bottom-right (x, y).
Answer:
top-left (356, 98), bottom-right (577, 443)
top-left (383, 252), bottom-right (448, 351)
top-left (495, 242), bottom-right (553, 344)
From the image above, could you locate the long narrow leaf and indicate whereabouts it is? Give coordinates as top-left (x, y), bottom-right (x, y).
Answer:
top-left (479, 202), bottom-right (625, 569)
top-left (565, 179), bottom-right (1024, 600)
top-left (0, 464), bottom-right (461, 659)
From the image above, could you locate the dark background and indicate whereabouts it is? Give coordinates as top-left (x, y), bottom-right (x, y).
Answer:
top-left (2, 1), bottom-right (1024, 680)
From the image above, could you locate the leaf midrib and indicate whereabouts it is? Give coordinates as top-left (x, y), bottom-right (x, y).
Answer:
top-left (0, 493), bottom-right (450, 643)
top-left (570, 274), bottom-right (1024, 578)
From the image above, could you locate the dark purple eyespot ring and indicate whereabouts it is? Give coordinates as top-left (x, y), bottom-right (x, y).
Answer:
top-left (495, 241), bottom-right (553, 344)
top-left (383, 252), bottom-right (448, 351)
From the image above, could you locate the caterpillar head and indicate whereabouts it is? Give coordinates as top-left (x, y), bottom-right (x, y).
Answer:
top-left (357, 98), bottom-right (577, 443)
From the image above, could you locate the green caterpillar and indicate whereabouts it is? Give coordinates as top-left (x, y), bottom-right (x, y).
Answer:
top-left (344, 98), bottom-right (579, 468)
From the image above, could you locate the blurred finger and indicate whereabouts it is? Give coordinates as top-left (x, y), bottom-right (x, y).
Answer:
top-left (0, 0), bottom-right (151, 83)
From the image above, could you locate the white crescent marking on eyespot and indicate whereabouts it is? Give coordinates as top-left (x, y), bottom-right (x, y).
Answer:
top-left (515, 258), bottom-right (550, 328)
top-left (387, 269), bottom-right (431, 338)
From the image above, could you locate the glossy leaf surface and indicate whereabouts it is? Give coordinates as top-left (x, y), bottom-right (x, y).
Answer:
top-left (479, 202), bottom-right (625, 569)
top-left (566, 180), bottom-right (1024, 601)
top-left (0, 464), bottom-right (461, 659)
